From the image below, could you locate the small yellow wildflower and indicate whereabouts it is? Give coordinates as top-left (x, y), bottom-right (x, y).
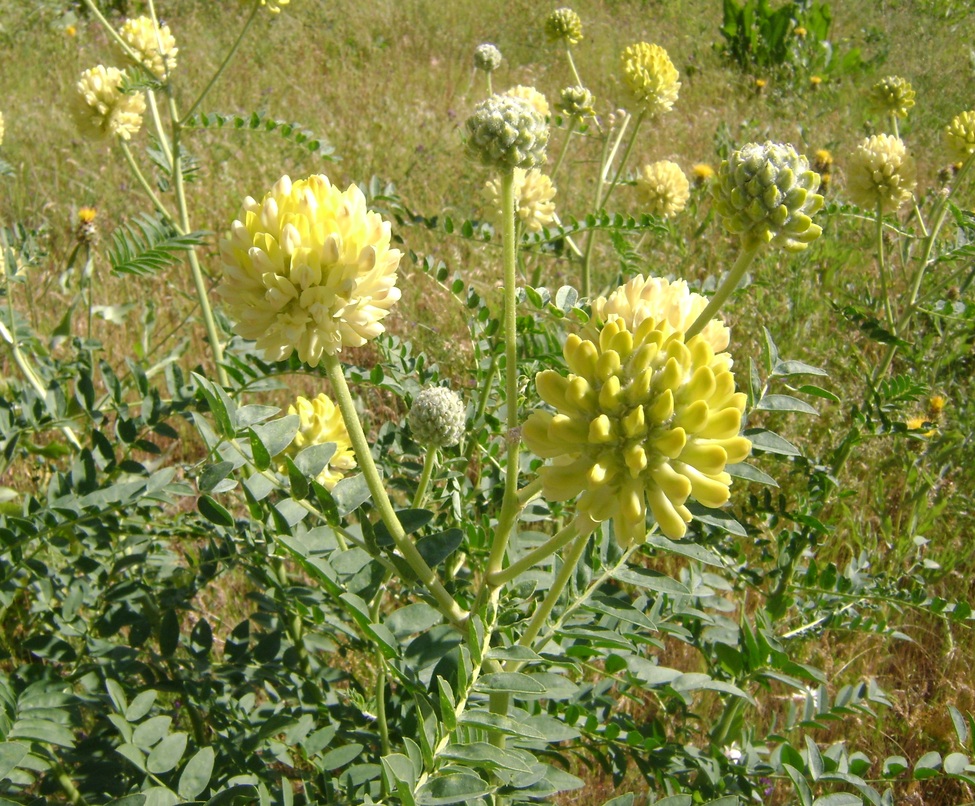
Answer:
top-left (754, 78), bottom-right (767, 91)
top-left (66, 24), bottom-right (77, 37)
top-left (927, 395), bottom-right (946, 418)
top-left (810, 75), bottom-right (822, 89)
top-left (794, 26), bottom-right (808, 37)
top-left (691, 163), bottom-right (715, 185)
top-left (905, 415), bottom-right (936, 438)
top-left (77, 206), bottom-right (98, 244)
top-left (945, 110), bottom-right (975, 162)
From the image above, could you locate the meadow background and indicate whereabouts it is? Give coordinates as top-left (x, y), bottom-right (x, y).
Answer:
top-left (0, 0), bottom-right (974, 804)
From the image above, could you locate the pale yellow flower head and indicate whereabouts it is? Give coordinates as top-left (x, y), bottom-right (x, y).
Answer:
top-left (256, 0), bottom-right (290, 12)
top-left (545, 8), bottom-right (583, 46)
top-left (847, 134), bottom-right (916, 213)
top-left (0, 111), bottom-right (4, 147)
top-left (636, 160), bottom-right (690, 218)
top-left (583, 275), bottom-right (730, 355)
top-left (524, 287), bottom-right (750, 545)
top-left (218, 174), bottom-right (402, 367)
top-left (281, 394), bottom-right (356, 490)
top-left (119, 16), bottom-right (178, 80)
top-left (484, 168), bottom-right (557, 233)
top-left (620, 42), bottom-right (680, 117)
top-left (504, 85), bottom-right (550, 119)
top-left (945, 110), bottom-right (975, 162)
top-left (869, 75), bottom-right (915, 120)
top-left (73, 65), bottom-right (146, 141)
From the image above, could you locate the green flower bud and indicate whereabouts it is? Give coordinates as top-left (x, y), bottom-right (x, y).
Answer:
top-left (869, 75), bottom-right (915, 120)
top-left (465, 94), bottom-right (549, 171)
top-left (557, 85), bottom-right (595, 120)
top-left (545, 8), bottom-right (583, 45)
top-left (473, 43), bottom-right (502, 73)
top-left (409, 387), bottom-right (467, 448)
top-left (945, 110), bottom-right (975, 162)
top-left (712, 141), bottom-right (824, 252)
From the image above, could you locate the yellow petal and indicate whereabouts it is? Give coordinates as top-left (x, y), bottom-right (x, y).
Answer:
top-left (652, 426), bottom-right (686, 459)
top-left (647, 486), bottom-right (689, 539)
top-left (675, 399), bottom-right (709, 433)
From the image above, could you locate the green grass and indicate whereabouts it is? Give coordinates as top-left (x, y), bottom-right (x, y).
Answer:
top-left (1, 0), bottom-right (975, 803)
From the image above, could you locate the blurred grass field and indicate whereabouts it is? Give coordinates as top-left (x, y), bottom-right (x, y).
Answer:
top-left (1, 0), bottom-right (975, 802)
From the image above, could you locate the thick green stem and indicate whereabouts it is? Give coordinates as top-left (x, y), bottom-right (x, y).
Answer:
top-left (565, 46), bottom-right (583, 87)
top-left (323, 353), bottom-right (467, 626)
top-left (487, 521), bottom-right (580, 587)
top-left (166, 95), bottom-right (229, 386)
top-left (517, 531), bottom-right (590, 650)
top-left (875, 202), bottom-right (897, 335)
top-left (412, 445), bottom-right (438, 509)
top-left (487, 171), bottom-right (521, 578)
top-left (685, 244), bottom-right (761, 340)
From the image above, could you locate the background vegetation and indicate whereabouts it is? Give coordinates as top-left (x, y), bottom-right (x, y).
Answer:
top-left (0, 0), bottom-right (974, 804)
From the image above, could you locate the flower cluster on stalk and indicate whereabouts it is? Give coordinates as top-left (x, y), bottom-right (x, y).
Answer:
top-left (620, 42), bottom-right (680, 117)
top-left (846, 134), bottom-right (916, 213)
top-left (218, 174), bottom-right (402, 367)
top-left (119, 16), bottom-right (178, 80)
top-left (636, 161), bottom-right (690, 218)
top-left (524, 277), bottom-right (750, 545)
top-left (73, 65), bottom-right (146, 141)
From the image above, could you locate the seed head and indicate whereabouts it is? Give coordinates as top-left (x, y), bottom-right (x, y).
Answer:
top-left (409, 387), bottom-right (467, 448)
top-left (473, 43), bottom-right (502, 72)
top-left (465, 94), bottom-right (549, 171)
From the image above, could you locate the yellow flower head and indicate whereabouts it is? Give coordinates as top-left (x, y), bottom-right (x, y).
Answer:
top-left (504, 85), bottom-right (550, 119)
top-left (77, 206), bottom-right (98, 244)
top-left (524, 286), bottom-right (750, 545)
top-left (794, 26), bottom-right (808, 37)
top-left (813, 149), bottom-right (833, 172)
top-left (620, 42), bottom-right (680, 117)
top-left (945, 110), bottom-right (975, 162)
top-left (281, 394), bottom-right (356, 490)
top-left (636, 160), bottom-right (690, 218)
top-left (847, 134), bottom-right (916, 213)
top-left (712, 141), bottom-right (824, 251)
top-left (754, 78), bottom-right (767, 90)
top-left (584, 275), bottom-right (730, 355)
top-left (66, 24), bottom-right (77, 37)
top-left (218, 175), bottom-right (403, 367)
top-left (119, 16), bottom-right (178, 80)
top-left (692, 163), bottom-right (715, 185)
top-left (484, 168), bottom-right (557, 233)
top-left (927, 395), bottom-right (946, 418)
top-left (255, 0), bottom-right (290, 12)
top-left (545, 8), bottom-right (583, 45)
top-left (869, 75), bottom-right (916, 120)
top-left (810, 75), bottom-right (822, 88)
top-left (73, 65), bottom-right (146, 141)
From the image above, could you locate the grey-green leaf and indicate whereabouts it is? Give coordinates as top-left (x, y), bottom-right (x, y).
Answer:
top-left (179, 746), bottom-right (215, 800)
